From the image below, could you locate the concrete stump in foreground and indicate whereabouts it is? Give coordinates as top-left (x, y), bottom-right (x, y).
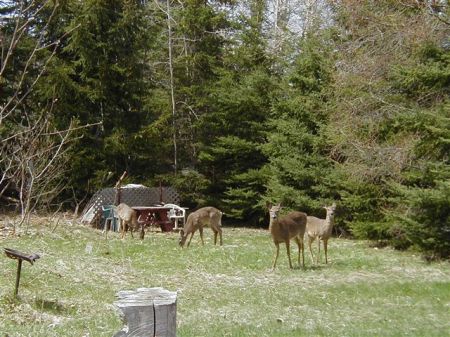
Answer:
top-left (113, 287), bottom-right (177, 337)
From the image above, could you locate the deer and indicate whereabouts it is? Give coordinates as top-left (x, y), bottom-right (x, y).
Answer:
top-left (179, 207), bottom-right (223, 248)
top-left (266, 202), bottom-right (307, 270)
top-left (116, 203), bottom-right (139, 239)
top-left (306, 203), bottom-right (337, 264)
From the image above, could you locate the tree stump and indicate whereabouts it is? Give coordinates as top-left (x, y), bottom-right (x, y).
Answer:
top-left (113, 287), bottom-right (177, 337)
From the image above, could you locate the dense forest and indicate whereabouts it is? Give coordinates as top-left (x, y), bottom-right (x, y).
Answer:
top-left (1, 0), bottom-right (449, 258)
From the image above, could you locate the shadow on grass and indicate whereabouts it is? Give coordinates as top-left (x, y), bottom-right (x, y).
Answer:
top-left (0, 294), bottom-right (76, 316)
top-left (0, 294), bottom-right (21, 307)
top-left (34, 298), bottom-right (76, 315)
top-left (304, 264), bottom-right (325, 271)
top-left (292, 264), bottom-right (325, 271)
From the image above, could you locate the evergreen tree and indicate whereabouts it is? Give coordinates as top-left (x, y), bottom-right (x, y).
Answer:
top-left (196, 2), bottom-right (276, 223)
top-left (262, 30), bottom-right (335, 218)
top-left (49, 0), bottom-right (157, 195)
top-left (151, 0), bottom-right (235, 207)
top-left (386, 42), bottom-right (450, 258)
top-left (161, 0), bottom-right (230, 171)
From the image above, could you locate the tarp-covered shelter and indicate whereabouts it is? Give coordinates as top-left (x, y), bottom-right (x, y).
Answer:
top-left (80, 184), bottom-right (181, 227)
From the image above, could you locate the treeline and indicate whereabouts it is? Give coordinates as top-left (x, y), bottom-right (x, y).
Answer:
top-left (1, 0), bottom-right (449, 258)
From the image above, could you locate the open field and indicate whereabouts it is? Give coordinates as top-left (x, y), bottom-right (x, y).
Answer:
top-left (1, 217), bottom-right (449, 337)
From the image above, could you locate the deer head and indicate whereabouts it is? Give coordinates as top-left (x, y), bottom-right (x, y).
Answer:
top-left (267, 202), bottom-right (282, 220)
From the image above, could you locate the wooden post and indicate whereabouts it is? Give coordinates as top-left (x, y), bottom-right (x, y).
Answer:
top-left (14, 260), bottom-right (22, 298)
top-left (113, 287), bottom-right (177, 337)
top-left (4, 248), bottom-right (40, 298)
top-left (114, 171), bottom-right (127, 206)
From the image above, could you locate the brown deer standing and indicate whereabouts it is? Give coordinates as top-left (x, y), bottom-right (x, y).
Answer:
top-left (116, 203), bottom-right (139, 239)
top-left (267, 202), bottom-right (307, 270)
top-left (306, 203), bottom-right (337, 264)
top-left (179, 207), bottom-right (223, 248)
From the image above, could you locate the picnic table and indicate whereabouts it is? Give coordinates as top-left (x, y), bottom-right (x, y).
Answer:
top-left (132, 205), bottom-right (186, 239)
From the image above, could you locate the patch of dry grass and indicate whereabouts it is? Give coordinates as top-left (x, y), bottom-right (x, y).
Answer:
top-left (0, 217), bottom-right (449, 336)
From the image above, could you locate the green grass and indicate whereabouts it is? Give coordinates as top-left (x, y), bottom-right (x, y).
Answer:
top-left (0, 220), bottom-right (449, 337)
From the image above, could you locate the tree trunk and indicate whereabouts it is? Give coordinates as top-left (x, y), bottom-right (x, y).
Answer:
top-left (114, 287), bottom-right (177, 337)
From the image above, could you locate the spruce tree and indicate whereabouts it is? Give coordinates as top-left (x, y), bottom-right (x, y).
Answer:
top-left (52, 0), bottom-right (156, 194)
top-left (262, 31), bottom-right (335, 217)
top-left (196, 2), bottom-right (276, 223)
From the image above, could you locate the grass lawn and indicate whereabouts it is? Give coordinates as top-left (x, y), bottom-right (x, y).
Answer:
top-left (1, 217), bottom-right (449, 337)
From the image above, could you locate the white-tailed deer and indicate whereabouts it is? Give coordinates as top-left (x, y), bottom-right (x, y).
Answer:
top-left (306, 203), bottom-right (337, 264)
top-left (179, 207), bottom-right (223, 248)
top-left (116, 203), bottom-right (139, 239)
top-left (267, 202), bottom-right (307, 270)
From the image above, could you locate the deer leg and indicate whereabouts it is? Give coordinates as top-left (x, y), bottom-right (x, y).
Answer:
top-left (214, 229), bottom-right (222, 246)
top-left (317, 237), bottom-right (321, 264)
top-left (286, 240), bottom-right (293, 269)
top-left (301, 237), bottom-right (305, 268)
top-left (140, 223), bottom-right (145, 240)
top-left (213, 230), bottom-right (218, 245)
top-left (187, 231), bottom-right (195, 247)
top-left (272, 242), bottom-right (280, 270)
top-left (116, 218), bottom-right (121, 233)
top-left (295, 236), bottom-right (305, 268)
top-left (130, 223), bottom-right (134, 239)
top-left (120, 220), bottom-right (125, 239)
top-left (324, 239), bottom-right (328, 264)
top-left (217, 227), bottom-right (223, 245)
top-left (199, 227), bottom-right (205, 245)
top-left (308, 236), bottom-right (315, 264)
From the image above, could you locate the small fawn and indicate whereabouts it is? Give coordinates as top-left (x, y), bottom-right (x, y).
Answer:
top-left (267, 202), bottom-right (307, 270)
top-left (116, 203), bottom-right (139, 239)
top-left (306, 203), bottom-right (337, 264)
top-left (179, 207), bottom-right (223, 248)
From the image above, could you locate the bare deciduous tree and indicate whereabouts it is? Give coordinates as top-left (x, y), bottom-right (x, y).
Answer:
top-left (0, 1), bottom-right (97, 227)
top-left (328, 0), bottom-right (448, 183)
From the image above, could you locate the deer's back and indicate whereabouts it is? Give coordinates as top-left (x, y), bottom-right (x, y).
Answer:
top-left (187, 206), bottom-right (222, 228)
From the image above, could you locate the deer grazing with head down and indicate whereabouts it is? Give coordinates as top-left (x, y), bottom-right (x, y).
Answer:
top-left (267, 202), bottom-right (307, 270)
top-left (179, 207), bottom-right (223, 248)
top-left (306, 203), bottom-right (337, 264)
top-left (116, 203), bottom-right (139, 239)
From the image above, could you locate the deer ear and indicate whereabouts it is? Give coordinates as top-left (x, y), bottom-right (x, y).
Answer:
top-left (266, 201), bottom-right (272, 209)
top-left (277, 203), bottom-right (282, 208)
